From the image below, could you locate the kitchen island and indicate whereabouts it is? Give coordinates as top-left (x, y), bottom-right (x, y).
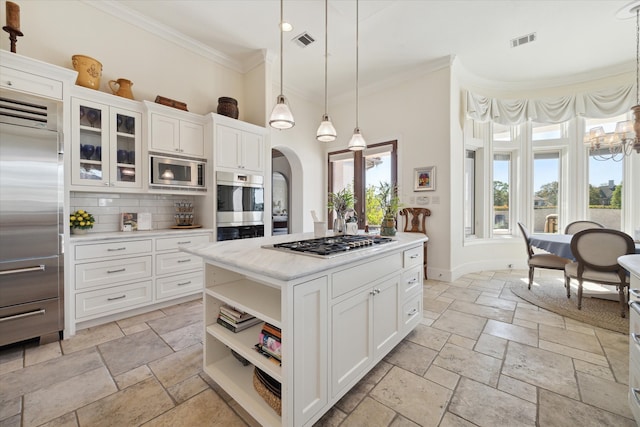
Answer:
top-left (182, 232), bottom-right (427, 427)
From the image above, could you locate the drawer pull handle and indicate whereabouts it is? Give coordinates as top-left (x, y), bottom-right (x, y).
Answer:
top-left (107, 295), bottom-right (126, 301)
top-left (177, 259), bottom-right (191, 263)
top-left (0, 265), bottom-right (45, 276)
top-left (107, 247), bottom-right (126, 252)
top-left (107, 268), bottom-right (126, 274)
top-left (177, 241), bottom-right (191, 245)
top-left (410, 254), bottom-right (419, 259)
top-left (632, 333), bottom-right (640, 347)
top-left (0, 309), bottom-right (45, 322)
top-left (633, 388), bottom-right (640, 406)
top-left (369, 289), bottom-right (381, 295)
top-left (177, 281), bottom-right (192, 286)
top-left (407, 308), bottom-right (418, 316)
top-left (407, 278), bottom-right (418, 284)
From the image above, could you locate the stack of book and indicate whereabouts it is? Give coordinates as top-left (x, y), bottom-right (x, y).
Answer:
top-left (217, 305), bottom-right (262, 333)
top-left (255, 323), bottom-right (282, 365)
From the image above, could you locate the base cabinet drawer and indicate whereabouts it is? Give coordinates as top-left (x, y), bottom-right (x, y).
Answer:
top-left (156, 270), bottom-right (203, 300)
top-left (0, 298), bottom-right (61, 346)
top-left (402, 266), bottom-right (422, 296)
top-left (75, 256), bottom-right (152, 290)
top-left (402, 293), bottom-right (422, 332)
top-left (76, 280), bottom-right (153, 319)
top-left (75, 239), bottom-right (152, 261)
top-left (156, 252), bottom-right (203, 276)
top-left (156, 234), bottom-right (211, 251)
top-left (403, 246), bottom-right (423, 268)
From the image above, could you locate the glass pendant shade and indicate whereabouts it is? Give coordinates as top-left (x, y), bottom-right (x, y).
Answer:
top-left (317, 114), bottom-right (337, 142)
top-left (348, 127), bottom-right (366, 151)
top-left (269, 94), bottom-right (295, 129)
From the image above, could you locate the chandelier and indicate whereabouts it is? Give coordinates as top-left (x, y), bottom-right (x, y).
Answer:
top-left (587, 4), bottom-right (640, 161)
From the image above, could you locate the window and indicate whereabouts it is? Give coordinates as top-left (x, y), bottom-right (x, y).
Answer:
top-left (585, 114), bottom-right (626, 230)
top-left (464, 150), bottom-right (476, 237)
top-left (493, 153), bottom-right (511, 234)
top-left (328, 141), bottom-right (397, 230)
top-left (533, 151), bottom-right (560, 233)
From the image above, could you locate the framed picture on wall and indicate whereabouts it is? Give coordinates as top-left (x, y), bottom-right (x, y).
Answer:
top-left (414, 166), bottom-right (435, 191)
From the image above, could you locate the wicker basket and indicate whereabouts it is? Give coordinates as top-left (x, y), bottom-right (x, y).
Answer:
top-left (253, 368), bottom-right (281, 416)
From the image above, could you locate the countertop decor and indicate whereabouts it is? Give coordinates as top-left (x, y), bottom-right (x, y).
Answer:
top-left (69, 209), bottom-right (94, 233)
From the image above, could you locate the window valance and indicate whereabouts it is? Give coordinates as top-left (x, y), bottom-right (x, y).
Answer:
top-left (465, 84), bottom-right (635, 125)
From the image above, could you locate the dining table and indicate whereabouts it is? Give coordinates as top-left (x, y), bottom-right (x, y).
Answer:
top-left (529, 233), bottom-right (640, 261)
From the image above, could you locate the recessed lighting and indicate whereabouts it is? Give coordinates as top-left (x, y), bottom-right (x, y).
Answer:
top-left (281, 22), bottom-right (293, 32)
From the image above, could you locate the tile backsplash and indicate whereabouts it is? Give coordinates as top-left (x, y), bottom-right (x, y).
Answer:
top-left (70, 192), bottom-right (198, 233)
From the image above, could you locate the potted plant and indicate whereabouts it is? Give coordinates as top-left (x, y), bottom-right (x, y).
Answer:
top-left (69, 209), bottom-right (95, 234)
top-left (328, 186), bottom-right (355, 234)
top-left (376, 182), bottom-right (401, 236)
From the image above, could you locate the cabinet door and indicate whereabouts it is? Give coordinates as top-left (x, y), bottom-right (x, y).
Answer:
top-left (110, 108), bottom-right (142, 188)
top-left (150, 113), bottom-right (180, 154)
top-left (372, 276), bottom-right (400, 357)
top-left (294, 276), bottom-right (328, 425)
top-left (179, 120), bottom-right (204, 157)
top-left (241, 131), bottom-right (264, 173)
top-left (331, 289), bottom-right (372, 397)
top-left (215, 124), bottom-right (242, 169)
top-left (71, 98), bottom-right (110, 187)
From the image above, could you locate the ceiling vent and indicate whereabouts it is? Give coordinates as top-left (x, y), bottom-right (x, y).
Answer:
top-left (510, 32), bottom-right (537, 48)
top-left (293, 32), bottom-right (315, 48)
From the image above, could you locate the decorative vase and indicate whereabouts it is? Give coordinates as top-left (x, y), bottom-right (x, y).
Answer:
top-left (380, 218), bottom-right (397, 237)
top-left (108, 78), bottom-right (134, 99)
top-left (217, 97), bottom-right (239, 119)
top-left (333, 216), bottom-right (346, 235)
top-left (72, 55), bottom-right (102, 90)
top-left (71, 228), bottom-right (88, 235)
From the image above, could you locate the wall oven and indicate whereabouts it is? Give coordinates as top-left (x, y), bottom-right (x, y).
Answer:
top-left (150, 155), bottom-right (205, 189)
top-left (216, 171), bottom-right (264, 241)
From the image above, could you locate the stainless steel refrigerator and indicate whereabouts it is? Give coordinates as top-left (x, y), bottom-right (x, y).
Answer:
top-left (0, 91), bottom-right (64, 346)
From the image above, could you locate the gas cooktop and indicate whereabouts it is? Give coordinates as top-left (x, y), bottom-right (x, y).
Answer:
top-left (265, 235), bottom-right (394, 258)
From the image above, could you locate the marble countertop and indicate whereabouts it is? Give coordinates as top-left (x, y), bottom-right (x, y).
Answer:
top-left (619, 254), bottom-right (640, 278)
top-left (69, 228), bottom-right (215, 243)
top-left (181, 232), bottom-right (428, 282)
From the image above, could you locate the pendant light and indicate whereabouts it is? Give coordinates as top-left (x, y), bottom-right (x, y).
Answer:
top-left (316, 0), bottom-right (337, 142)
top-left (269, 0), bottom-right (295, 130)
top-left (348, 0), bottom-right (366, 151)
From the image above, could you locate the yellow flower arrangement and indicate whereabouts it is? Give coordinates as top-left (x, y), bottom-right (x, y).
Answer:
top-left (70, 209), bottom-right (95, 230)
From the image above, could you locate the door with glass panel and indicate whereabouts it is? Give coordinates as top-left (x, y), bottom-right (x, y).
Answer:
top-left (533, 151), bottom-right (561, 233)
top-left (328, 141), bottom-right (397, 231)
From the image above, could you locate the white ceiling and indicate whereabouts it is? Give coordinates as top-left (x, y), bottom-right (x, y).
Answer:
top-left (110, 0), bottom-right (638, 105)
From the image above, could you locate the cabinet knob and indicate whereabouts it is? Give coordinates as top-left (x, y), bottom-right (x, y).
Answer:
top-left (7, 81), bottom-right (13, 86)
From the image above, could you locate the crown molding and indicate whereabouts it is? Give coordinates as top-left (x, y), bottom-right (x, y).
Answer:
top-left (82, 0), bottom-right (249, 73)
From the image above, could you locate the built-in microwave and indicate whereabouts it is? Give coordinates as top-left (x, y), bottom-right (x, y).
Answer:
top-left (150, 155), bottom-right (205, 189)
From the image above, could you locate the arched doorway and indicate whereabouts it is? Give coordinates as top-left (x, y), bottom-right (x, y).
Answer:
top-left (272, 147), bottom-right (303, 234)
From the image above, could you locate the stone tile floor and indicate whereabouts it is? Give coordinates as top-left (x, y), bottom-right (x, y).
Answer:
top-left (0, 269), bottom-right (635, 426)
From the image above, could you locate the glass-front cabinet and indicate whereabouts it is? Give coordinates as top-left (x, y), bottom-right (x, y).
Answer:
top-left (71, 97), bottom-right (142, 189)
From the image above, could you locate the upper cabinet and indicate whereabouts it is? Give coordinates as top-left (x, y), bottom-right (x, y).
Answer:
top-left (144, 101), bottom-right (205, 159)
top-left (210, 113), bottom-right (267, 174)
top-left (70, 89), bottom-right (143, 191)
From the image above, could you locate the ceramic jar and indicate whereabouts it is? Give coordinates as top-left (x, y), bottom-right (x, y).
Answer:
top-left (72, 55), bottom-right (102, 90)
top-left (109, 78), bottom-right (134, 99)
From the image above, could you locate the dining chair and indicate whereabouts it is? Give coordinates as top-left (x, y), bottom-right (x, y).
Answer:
top-left (564, 228), bottom-right (635, 318)
top-left (399, 207), bottom-right (431, 279)
top-left (564, 220), bottom-right (604, 235)
top-left (517, 222), bottom-right (571, 289)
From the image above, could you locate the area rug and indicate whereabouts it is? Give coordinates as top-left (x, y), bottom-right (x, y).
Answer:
top-left (509, 280), bottom-right (629, 334)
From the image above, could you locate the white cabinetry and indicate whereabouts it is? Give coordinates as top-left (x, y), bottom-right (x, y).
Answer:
top-left (201, 239), bottom-right (423, 427)
top-left (69, 231), bottom-right (212, 334)
top-left (210, 113), bottom-right (266, 173)
top-left (0, 51), bottom-right (75, 100)
top-left (70, 88), bottom-right (143, 190)
top-left (145, 101), bottom-right (205, 158)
